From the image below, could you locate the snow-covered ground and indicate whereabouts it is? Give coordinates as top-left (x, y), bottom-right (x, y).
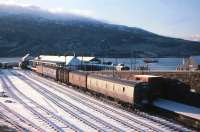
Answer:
top-left (154, 98), bottom-right (200, 120)
top-left (0, 69), bottom-right (194, 132)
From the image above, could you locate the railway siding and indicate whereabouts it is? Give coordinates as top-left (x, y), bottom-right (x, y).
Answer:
top-left (19, 69), bottom-right (193, 132)
top-left (0, 69), bottom-right (194, 131)
top-left (1, 70), bottom-right (83, 132)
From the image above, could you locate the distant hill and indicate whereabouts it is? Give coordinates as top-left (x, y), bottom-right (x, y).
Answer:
top-left (0, 5), bottom-right (200, 57)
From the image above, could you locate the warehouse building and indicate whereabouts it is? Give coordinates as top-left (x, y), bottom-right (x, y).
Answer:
top-left (31, 55), bottom-right (82, 70)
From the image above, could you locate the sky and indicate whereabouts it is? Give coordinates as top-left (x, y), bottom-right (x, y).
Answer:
top-left (0, 0), bottom-right (200, 41)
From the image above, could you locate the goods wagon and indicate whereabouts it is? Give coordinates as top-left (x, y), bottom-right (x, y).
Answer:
top-left (87, 74), bottom-right (154, 105)
top-left (36, 65), bottom-right (43, 74)
top-left (42, 66), bottom-right (57, 79)
top-left (57, 68), bottom-right (69, 83)
top-left (69, 71), bottom-right (87, 88)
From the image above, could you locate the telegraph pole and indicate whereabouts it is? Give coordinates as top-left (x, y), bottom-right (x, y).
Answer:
top-left (132, 50), bottom-right (137, 71)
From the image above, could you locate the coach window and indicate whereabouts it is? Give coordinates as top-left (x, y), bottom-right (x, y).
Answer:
top-left (123, 87), bottom-right (125, 92)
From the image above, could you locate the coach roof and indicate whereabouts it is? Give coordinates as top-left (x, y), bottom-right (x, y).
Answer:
top-left (88, 74), bottom-right (142, 87)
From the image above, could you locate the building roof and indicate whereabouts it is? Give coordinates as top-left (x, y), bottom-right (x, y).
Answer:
top-left (36, 55), bottom-right (81, 65)
top-left (31, 60), bottom-right (65, 65)
top-left (134, 75), bottom-right (161, 78)
top-left (77, 56), bottom-right (98, 62)
top-left (0, 57), bottom-right (21, 63)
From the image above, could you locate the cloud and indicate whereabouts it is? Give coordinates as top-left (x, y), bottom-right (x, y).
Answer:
top-left (189, 34), bottom-right (200, 42)
top-left (0, 0), bottom-right (17, 4)
top-left (0, 0), bottom-right (30, 6)
top-left (49, 8), bottom-right (95, 17)
top-left (0, 1), bottom-right (96, 18)
top-left (68, 9), bottom-right (94, 17)
top-left (49, 7), bottom-right (66, 13)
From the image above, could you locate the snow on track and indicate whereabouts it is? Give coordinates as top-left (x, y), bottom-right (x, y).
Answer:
top-left (0, 100), bottom-right (41, 131)
top-left (0, 69), bottom-right (194, 132)
top-left (20, 69), bottom-right (194, 132)
top-left (1, 70), bottom-right (84, 132)
top-left (12, 70), bottom-right (125, 131)
top-left (18, 71), bottom-right (162, 131)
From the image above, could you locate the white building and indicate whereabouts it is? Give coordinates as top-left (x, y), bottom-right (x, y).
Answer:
top-left (35, 55), bottom-right (82, 70)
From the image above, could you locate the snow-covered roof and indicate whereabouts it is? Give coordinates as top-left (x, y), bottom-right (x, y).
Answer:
top-left (37, 55), bottom-right (81, 65)
top-left (0, 57), bottom-right (21, 63)
top-left (77, 56), bottom-right (97, 62)
top-left (21, 54), bottom-right (34, 61)
top-left (134, 75), bottom-right (161, 78)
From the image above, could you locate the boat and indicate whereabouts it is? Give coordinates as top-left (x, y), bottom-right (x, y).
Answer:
top-left (143, 58), bottom-right (158, 63)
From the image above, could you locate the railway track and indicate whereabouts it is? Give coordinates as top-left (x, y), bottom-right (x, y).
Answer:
top-left (12, 71), bottom-right (126, 132)
top-left (20, 71), bottom-right (163, 132)
top-left (0, 101), bottom-right (41, 131)
top-left (19, 70), bottom-right (189, 132)
top-left (22, 70), bottom-right (193, 132)
top-left (0, 112), bottom-right (26, 131)
top-left (1, 70), bottom-right (83, 132)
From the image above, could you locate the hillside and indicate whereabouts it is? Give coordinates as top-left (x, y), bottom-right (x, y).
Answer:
top-left (0, 5), bottom-right (200, 57)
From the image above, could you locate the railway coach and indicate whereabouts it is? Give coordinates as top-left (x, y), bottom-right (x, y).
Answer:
top-left (87, 74), bottom-right (159, 106)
